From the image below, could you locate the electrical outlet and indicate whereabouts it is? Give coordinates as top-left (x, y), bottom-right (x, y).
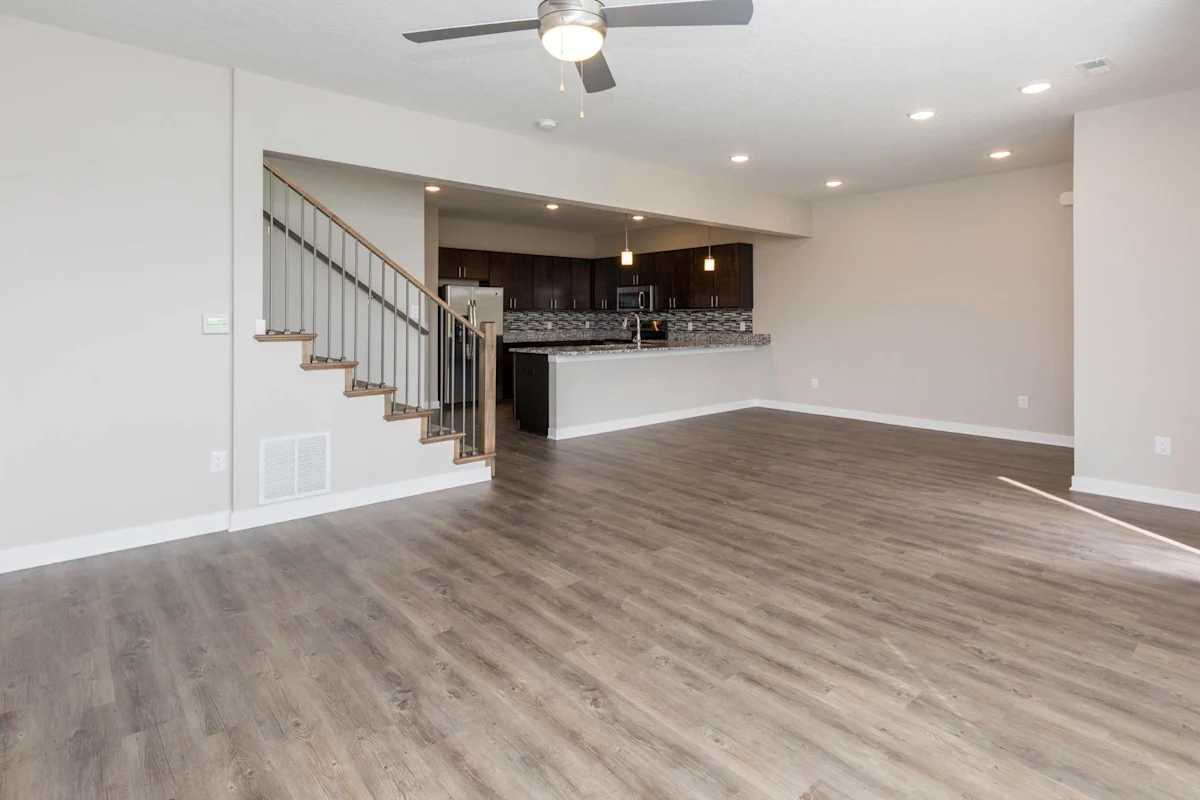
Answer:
top-left (546, 321), bottom-right (553, 329)
top-left (210, 451), bottom-right (227, 472)
top-left (1155, 437), bottom-right (1172, 456)
top-left (811, 378), bottom-right (819, 389)
top-left (585, 320), bottom-right (591, 329)
top-left (687, 322), bottom-right (694, 331)
top-left (1018, 396), bottom-right (1029, 409)
top-left (740, 321), bottom-right (747, 332)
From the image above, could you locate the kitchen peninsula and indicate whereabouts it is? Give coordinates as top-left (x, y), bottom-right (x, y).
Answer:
top-left (511, 334), bottom-right (770, 439)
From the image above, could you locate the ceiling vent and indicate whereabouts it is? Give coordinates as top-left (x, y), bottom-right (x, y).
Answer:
top-left (1076, 57), bottom-right (1114, 76)
top-left (260, 433), bottom-right (331, 505)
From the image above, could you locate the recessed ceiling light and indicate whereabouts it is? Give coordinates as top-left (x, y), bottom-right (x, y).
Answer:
top-left (425, 185), bottom-right (441, 192)
top-left (546, 203), bottom-right (560, 210)
top-left (730, 154), bottom-right (750, 164)
top-left (908, 110), bottom-right (936, 121)
top-left (1020, 82), bottom-right (1052, 95)
top-left (989, 150), bottom-right (1012, 159)
top-left (632, 215), bottom-right (645, 221)
top-left (825, 180), bottom-right (843, 188)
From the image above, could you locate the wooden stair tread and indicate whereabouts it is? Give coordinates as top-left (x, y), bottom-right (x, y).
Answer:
top-left (385, 409), bottom-right (435, 422)
top-left (256, 333), bottom-right (317, 342)
top-left (345, 386), bottom-right (396, 397)
top-left (454, 452), bottom-right (495, 466)
top-left (421, 432), bottom-right (466, 444)
top-left (301, 360), bottom-right (358, 371)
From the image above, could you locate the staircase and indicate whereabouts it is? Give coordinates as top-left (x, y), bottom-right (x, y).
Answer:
top-left (259, 162), bottom-right (496, 474)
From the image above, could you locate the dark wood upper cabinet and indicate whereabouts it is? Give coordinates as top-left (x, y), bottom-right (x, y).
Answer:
top-left (438, 248), bottom-right (463, 280)
top-left (571, 259), bottom-right (592, 310)
top-left (532, 256), bottom-right (555, 310)
top-left (618, 252), bottom-right (656, 288)
top-left (551, 257), bottom-right (573, 311)
top-left (592, 257), bottom-right (618, 310)
top-left (461, 250), bottom-right (490, 281)
top-left (488, 251), bottom-right (533, 310)
top-left (687, 243), bottom-right (753, 308)
top-left (655, 249), bottom-right (691, 310)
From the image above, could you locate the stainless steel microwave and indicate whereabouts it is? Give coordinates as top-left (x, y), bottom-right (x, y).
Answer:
top-left (616, 285), bottom-right (656, 311)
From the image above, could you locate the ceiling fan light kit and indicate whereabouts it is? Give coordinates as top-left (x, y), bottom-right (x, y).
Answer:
top-left (404, 0), bottom-right (754, 96)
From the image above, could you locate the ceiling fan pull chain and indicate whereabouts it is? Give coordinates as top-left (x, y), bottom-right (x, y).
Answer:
top-left (560, 38), bottom-right (565, 92)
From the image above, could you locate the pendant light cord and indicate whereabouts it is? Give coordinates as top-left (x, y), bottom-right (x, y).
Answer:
top-left (579, 60), bottom-right (585, 119)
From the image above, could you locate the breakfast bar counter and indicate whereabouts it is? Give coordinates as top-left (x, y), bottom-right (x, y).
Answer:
top-left (510, 335), bottom-right (770, 439)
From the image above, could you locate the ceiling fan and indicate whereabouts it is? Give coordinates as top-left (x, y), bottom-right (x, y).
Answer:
top-left (403, 0), bottom-right (755, 93)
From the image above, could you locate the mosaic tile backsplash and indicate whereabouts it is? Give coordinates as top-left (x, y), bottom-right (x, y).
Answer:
top-left (505, 308), bottom-right (753, 334)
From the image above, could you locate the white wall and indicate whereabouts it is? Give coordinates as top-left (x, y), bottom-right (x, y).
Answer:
top-left (1073, 89), bottom-right (1200, 508)
top-left (0, 15), bottom-right (233, 562)
top-left (439, 217), bottom-right (596, 260)
top-left (756, 164), bottom-right (1075, 443)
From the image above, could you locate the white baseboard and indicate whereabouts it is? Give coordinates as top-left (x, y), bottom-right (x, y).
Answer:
top-left (1071, 476), bottom-right (1200, 513)
top-left (756, 400), bottom-right (1075, 448)
top-left (549, 400), bottom-right (758, 441)
top-left (228, 466), bottom-right (492, 531)
top-left (0, 511), bottom-right (230, 576)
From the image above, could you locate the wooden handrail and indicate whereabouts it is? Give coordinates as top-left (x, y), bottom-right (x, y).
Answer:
top-left (263, 161), bottom-right (483, 337)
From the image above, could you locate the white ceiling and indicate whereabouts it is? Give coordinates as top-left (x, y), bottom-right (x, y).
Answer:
top-left (5, 0), bottom-right (1199, 199)
top-left (430, 184), bottom-right (674, 234)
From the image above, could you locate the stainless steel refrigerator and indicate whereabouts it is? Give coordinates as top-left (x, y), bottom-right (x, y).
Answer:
top-left (440, 286), bottom-right (504, 405)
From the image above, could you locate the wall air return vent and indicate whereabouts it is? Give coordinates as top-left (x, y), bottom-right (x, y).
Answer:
top-left (259, 433), bottom-right (331, 505)
top-left (1076, 57), bottom-right (1114, 76)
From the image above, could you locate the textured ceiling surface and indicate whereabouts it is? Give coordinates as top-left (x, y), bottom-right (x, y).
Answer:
top-left (432, 184), bottom-right (673, 235)
top-left (4, 0), bottom-right (1199, 199)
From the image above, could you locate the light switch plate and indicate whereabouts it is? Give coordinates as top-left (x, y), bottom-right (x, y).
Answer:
top-left (210, 451), bottom-right (227, 472)
top-left (546, 321), bottom-right (553, 329)
top-left (811, 378), bottom-right (819, 389)
top-left (585, 321), bottom-right (591, 329)
top-left (1018, 396), bottom-right (1029, 409)
top-left (687, 322), bottom-right (694, 331)
top-left (740, 321), bottom-right (747, 332)
top-left (203, 314), bottom-right (230, 335)
top-left (1155, 437), bottom-right (1172, 456)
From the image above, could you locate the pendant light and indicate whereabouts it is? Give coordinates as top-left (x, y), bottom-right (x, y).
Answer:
top-left (704, 226), bottom-right (716, 271)
top-left (621, 214), bottom-right (634, 267)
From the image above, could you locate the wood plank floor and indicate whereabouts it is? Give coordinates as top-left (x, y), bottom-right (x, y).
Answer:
top-left (2, 408), bottom-right (1199, 799)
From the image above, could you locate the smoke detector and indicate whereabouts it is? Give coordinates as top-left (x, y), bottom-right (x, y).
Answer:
top-left (536, 118), bottom-right (559, 132)
top-left (1076, 57), bottom-right (1114, 76)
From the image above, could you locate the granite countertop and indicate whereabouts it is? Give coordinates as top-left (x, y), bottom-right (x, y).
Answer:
top-left (509, 333), bottom-right (770, 356)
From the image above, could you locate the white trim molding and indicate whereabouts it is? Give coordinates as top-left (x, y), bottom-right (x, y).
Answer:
top-left (0, 511), bottom-right (230, 576)
top-left (756, 400), bottom-right (1075, 447)
top-left (229, 465), bottom-right (491, 531)
top-left (549, 400), bottom-right (758, 440)
top-left (1071, 476), bottom-right (1200, 513)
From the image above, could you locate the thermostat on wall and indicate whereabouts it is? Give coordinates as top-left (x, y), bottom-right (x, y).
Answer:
top-left (202, 313), bottom-right (230, 335)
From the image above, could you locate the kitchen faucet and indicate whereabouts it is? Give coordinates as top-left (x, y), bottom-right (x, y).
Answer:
top-left (622, 312), bottom-right (643, 350)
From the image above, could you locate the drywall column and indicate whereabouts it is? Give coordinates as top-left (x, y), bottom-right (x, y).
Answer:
top-left (1072, 89), bottom-right (1200, 510)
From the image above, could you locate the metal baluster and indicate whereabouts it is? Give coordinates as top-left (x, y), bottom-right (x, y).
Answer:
top-left (266, 172), bottom-right (273, 328)
top-left (326, 213), bottom-right (332, 359)
top-left (380, 264), bottom-right (387, 389)
top-left (353, 242), bottom-right (359, 384)
top-left (392, 272), bottom-right (399, 410)
top-left (471, 329), bottom-right (477, 457)
top-left (366, 254), bottom-right (373, 387)
top-left (341, 228), bottom-right (347, 360)
top-left (450, 316), bottom-right (456, 437)
top-left (313, 203), bottom-right (318, 342)
top-left (404, 282), bottom-right (410, 411)
top-left (461, 322), bottom-right (467, 446)
top-left (299, 199), bottom-right (306, 334)
top-left (283, 188), bottom-right (290, 332)
top-left (441, 308), bottom-right (448, 434)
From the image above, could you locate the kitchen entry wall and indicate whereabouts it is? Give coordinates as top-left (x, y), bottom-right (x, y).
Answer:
top-left (506, 308), bottom-right (753, 334)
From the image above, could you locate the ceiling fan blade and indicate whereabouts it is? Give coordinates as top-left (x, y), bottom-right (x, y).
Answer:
top-left (403, 18), bottom-right (539, 44)
top-left (576, 51), bottom-right (617, 93)
top-left (604, 0), bottom-right (753, 28)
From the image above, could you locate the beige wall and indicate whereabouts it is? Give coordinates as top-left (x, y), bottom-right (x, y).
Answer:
top-left (0, 15), bottom-right (233, 565)
top-left (439, 217), bottom-right (596, 260)
top-left (756, 163), bottom-right (1075, 441)
top-left (1073, 89), bottom-right (1200, 508)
